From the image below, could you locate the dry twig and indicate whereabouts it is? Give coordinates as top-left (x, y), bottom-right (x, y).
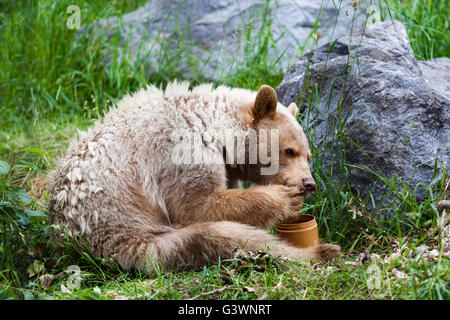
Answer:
top-left (187, 285), bottom-right (231, 300)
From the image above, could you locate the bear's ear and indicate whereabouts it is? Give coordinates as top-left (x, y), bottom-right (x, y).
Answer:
top-left (252, 85), bottom-right (277, 121)
top-left (288, 103), bottom-right (298, 118)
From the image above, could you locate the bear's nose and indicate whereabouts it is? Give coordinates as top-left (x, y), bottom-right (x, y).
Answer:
top-left (302, 177), bottom-right (316, 194)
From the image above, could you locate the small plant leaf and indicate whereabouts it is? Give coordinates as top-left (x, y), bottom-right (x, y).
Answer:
top-left (16, 210), bottom-right (31, 226)
top-left (13, 160), bottom-right (39, 171)
top-left (0, 160), bottom-right (10, 175)
top-left (23, 291), bottom-right (35, 300)
top-left (19, 147), bottom-right (46, 156)
top-left (24, 208), bottom-right (47, 217)
top-left (0, 200), bottom-right (13, 208)
top-left (8, 188), bottom-right (32, 205)
top-left (0, 142), bottom-right (12, 152)
top-left (0, 288), bottom-right (17, 300)
top-left (27, 260), bottom-right (45, 278)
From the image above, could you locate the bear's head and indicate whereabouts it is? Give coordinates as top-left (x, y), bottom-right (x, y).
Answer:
top-left (244, 85), bottom-right (316, 196)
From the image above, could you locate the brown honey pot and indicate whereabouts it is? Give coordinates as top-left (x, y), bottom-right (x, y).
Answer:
top-left (276, 214), bottom-right (320, 248)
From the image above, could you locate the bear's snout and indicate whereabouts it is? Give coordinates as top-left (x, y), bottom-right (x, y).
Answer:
top-left (302, 177), bottom-right (316, 195)
top-left (282, 177), bottom-right (316, 196)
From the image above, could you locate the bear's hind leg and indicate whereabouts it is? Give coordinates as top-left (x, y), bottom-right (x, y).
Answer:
top-left (100, 221), bottom-right (340, 273)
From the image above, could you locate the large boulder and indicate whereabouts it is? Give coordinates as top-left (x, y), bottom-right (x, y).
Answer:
top-left (92, 0), bottom-right (376, 80)
top-left (277, 20), bottom-right (450, 213)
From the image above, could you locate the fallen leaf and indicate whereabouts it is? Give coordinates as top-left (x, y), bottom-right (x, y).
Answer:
top-left (60, 284), bottom-right (72, 294)
top-left (39, 274), bottom-right (55, 290)
top-left (370, 253), bottom-right (381, 263)
top-left (356, 251), bottom-right (371, 265)
top-left (428, 249), bottom-right (439, 258)
top-left (386, 252), bottom-right (401, 264)
top-left (105, 290), bottom-right (130, 300)
top-left (391, 268), bottom-right (410, 280)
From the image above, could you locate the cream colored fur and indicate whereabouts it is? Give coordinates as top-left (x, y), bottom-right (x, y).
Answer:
top-left (49, 81), bottom-right (340, 272)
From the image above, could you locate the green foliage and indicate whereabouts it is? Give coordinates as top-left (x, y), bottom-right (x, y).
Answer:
top-left (219, 0), bottom-right (284, 90)
top-left (0, 0), bottom-right (149, 129)
top-left (0, 0), bottom-right (448, 300)
top-left (384, 0), bottom-right (450, 60)
top-left (0, 157), bottom-right (49, 288)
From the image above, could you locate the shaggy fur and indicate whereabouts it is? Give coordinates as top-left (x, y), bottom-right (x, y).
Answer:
top-left (48, 81), bottom-right (340, 272)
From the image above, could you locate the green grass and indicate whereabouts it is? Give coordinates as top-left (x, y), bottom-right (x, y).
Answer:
top-left (0, 0), bottom-right (449, 300)
top-left (385, 0), bottom-right (450, 60)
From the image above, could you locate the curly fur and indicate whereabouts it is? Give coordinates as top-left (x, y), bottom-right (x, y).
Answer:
top-left (48, 81), bottom-right (340, 272)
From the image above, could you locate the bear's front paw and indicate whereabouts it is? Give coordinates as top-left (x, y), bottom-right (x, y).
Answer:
top-left (252, 184), bottom-right (304, 223)
top-left (274, 185), bottom-right (304, 217)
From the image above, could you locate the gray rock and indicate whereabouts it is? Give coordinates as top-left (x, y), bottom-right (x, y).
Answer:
top-left (91, 0), bottom-right (376, 80)
top-left (277, 20), bottom-right (450, 213)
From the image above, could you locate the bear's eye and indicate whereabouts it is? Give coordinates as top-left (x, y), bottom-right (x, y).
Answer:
top-left (285, 149), bottom-right (295, 156)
